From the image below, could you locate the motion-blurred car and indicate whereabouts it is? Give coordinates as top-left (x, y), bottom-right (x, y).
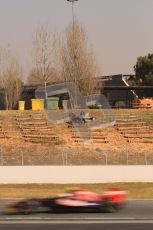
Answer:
top-left (3, 199), bottom-right (42, 215)
top-left (3, 188), bottom-right (128, 215)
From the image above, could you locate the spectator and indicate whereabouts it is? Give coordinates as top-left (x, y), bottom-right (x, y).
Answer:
top-left (80, 111), bottom-right (85, 124)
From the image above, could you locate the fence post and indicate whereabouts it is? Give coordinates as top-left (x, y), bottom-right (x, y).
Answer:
top-left (125, 143), bottom-right (128, 165)
top-left (105, 151), bottom-right (108, 165)
top-left (0, 145), bottom-right (3, 166)
top-left (145, 152), bottom-right (147, 165)
top-left (21, 150), bottom-right (24, 166)
top-left (62, 147), bottom-right (69, 166)
top-left (61, 150), bottom-right (65, 165)
top-left (102, 148), bottom-right (108, 165)
top-left (49, 148), bottom-right (52, 165)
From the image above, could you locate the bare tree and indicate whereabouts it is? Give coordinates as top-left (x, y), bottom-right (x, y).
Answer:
top-left (58, 20), bottom-right (101, 96)
top-left (28, 25), bottom-right (60, 86)
top-left (28, 67), bottom-right (60, 86)
top-left (0, 48), bottom-right (23, 110)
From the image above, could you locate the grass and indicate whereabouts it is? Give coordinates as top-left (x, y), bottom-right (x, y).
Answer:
top-left (0, 183), bottom-right (153, 199)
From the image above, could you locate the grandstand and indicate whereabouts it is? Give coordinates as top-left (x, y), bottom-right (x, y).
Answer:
top-left (68, 123), bottom-right (109, 144)
top-left (0, 120), bottom-right (7, 140)
top-left (15, 111), bottom-right (61, 144)
top-left (0, 109), bottom-right (152, 145)
top-left (0, 109), bottom-right (152, 165)
top-left (114, 110), bottom-right (153, 143)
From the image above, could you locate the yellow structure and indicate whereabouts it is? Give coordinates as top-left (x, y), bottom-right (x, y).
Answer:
top-left (18, 101), bottom-right (25, 110)
top-left (31, 99), bottom-right (44, 110)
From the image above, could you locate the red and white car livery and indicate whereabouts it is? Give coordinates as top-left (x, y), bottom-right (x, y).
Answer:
top-left (3, 188), bottom-right (128, 214)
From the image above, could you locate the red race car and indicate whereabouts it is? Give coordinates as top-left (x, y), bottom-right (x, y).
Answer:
top-left (3, 188), bottom-right (128, 215)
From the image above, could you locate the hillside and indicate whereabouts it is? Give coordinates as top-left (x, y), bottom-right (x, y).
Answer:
top-left (0, 109), bottom-right (152, 165)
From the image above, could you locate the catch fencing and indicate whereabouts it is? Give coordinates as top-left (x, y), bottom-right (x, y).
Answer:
top-left (0, 145), bottom-right (153, 166)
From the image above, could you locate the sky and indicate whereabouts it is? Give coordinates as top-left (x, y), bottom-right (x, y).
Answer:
top-left (0, 0), bottom-right (153, 78)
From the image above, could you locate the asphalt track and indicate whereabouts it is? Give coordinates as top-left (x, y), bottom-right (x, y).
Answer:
top-left (0, 199), bottom-right (153, 220)
top-left (0, 200), bottom-right (153, 230)
top-left (0, 223), bottom-right (153, 230)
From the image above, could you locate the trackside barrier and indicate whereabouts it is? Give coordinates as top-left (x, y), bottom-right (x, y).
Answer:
top-left (0, 145), bottom-right (153, 166)
top-left (0, 166), bottom-right (153, 183)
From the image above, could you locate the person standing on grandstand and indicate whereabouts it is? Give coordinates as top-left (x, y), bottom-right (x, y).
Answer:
top-left (80, 111), bottom-right (85, 124)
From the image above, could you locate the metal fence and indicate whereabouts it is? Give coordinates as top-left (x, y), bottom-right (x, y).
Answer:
top-left (0, 145), bottom-right (153, 166)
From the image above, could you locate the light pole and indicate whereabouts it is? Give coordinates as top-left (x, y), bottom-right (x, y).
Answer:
top-left (67, 0), bottom-right (78, 31)
top-left (67, 0), bottom-right (78, 107)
